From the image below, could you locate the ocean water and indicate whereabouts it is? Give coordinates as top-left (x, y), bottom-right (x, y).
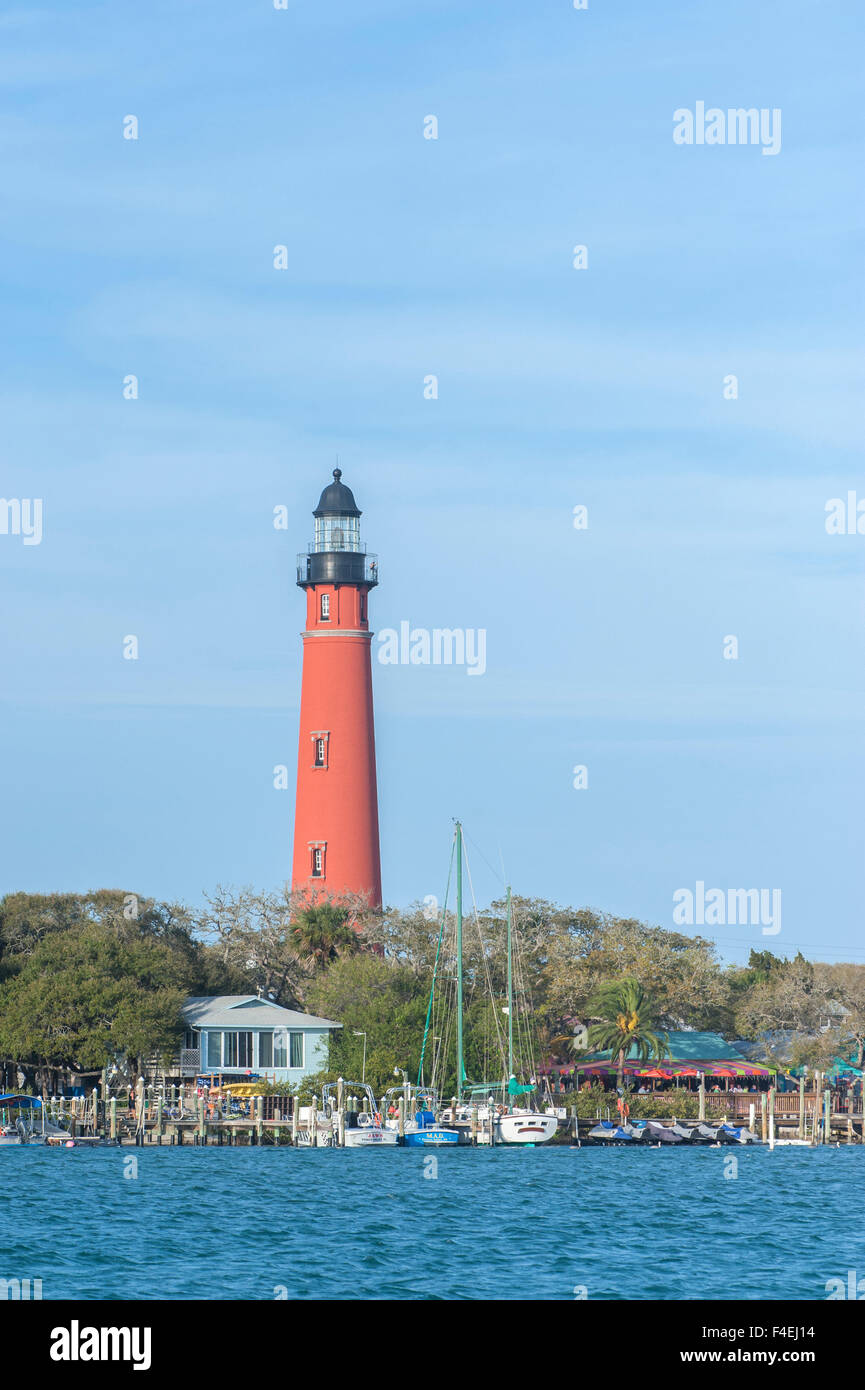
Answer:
top-left (1, 1144), bottom-right (862, 1300)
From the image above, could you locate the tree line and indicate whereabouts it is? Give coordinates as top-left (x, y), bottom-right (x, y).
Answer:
top-left (0, 887), bottom-right (862, 1094)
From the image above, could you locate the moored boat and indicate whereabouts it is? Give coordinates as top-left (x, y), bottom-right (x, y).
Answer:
top-left (382, 1086), bottom-right (459, 1145)
top-left (322, 1082), bottom-right (398, 1147)
top-left (418, 824), bottom-right (558, 1146)
top-left (0, 1095), bottom-right (47, 1145)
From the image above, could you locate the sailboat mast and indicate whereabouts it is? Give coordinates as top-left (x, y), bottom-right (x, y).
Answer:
top-left (506, 885), bottom-right (514, 1082)
top-left (456, 820), bottom-right (464, 1100)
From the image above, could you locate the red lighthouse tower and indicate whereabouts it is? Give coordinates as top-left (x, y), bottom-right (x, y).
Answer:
top-left (291, 470), bottom-right (382, 907)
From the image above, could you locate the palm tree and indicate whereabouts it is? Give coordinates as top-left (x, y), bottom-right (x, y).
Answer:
top-left (291, 902), bottom-right (359, 970)
top-left (583, 977), bottom-right (670, 1088)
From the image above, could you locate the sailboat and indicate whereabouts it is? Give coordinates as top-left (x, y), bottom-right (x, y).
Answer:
top-left (422, 823), bottom-right (558, 1146)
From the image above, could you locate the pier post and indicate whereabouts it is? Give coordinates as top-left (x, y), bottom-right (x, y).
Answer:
top-left (768, 1086), bottom-right (775, 1150)
top-left (798, 1074), bottom-right (806, 1141)
top-left (197, 1094), bottom-right (206, 1145)
top-left (471, 1106), bottom-right (478, 1146)
top-left (760, 1092), bottom-right (767, 1143)
top-left (156, 1096), bottom-right (163, 1145)
top-left (135, 1076), bottom-right (145, 1141)
top-left (822, 1089), bottom-right (831, 1145)
top-left (291, 1097), bottom-right (299, 1147)
top-left (311, 1095), bottom-right (318, 1147)
top-left (748, 1102), bottom-right (755, 1135)
top-left (398, 1096), bottom-right (405, 1143)
top-left (110, 1097), bottom-right (117, 1142)
top-left (256, 1096), bottom-right (264, 1144)
top-left (812, 1072), bottom-right (821, 1144)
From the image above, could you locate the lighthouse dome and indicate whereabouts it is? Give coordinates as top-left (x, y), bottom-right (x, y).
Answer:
top-left (313, 468), bottom-right (361, 518)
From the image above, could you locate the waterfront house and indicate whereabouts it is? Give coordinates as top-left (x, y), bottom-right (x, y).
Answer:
top-left (179, 996), bottom-right (342, 1083)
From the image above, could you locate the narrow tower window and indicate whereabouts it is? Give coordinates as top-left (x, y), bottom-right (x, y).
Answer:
top-left (311, 732), bottom-right (329, 769)
top-left (359, 594), bottom-right (366, 622)
top-left (320, 592), bottom-right (330, 620)
top-left (312, 846), bottom-right (324, 877)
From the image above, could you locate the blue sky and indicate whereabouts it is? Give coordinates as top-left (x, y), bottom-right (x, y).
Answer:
top-left (1, 1), bottom-right (862, 964)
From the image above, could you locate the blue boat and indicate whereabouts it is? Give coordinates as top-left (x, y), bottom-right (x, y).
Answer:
top-left (402, 1108), bottom-right (459, 1147)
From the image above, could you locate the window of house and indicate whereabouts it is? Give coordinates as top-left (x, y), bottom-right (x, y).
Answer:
top-left (320, 592), bottom-right (330, 620)
top-left (222, 1031), bottom-right (253, 1068)
top-left (206, 1032), bottom-right (222, 1068)
top-left (290, 1032), bottom-right (304, 1069)
top-left (258, 1032), bottom-right (273, 1067)
top-left (273, 1030), bottom-right (287, 1068)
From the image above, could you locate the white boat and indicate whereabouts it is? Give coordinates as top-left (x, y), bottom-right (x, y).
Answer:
top-left (440, 1100), bottom-right (559, 1145)
top-left (321, 1082), bottom-right (398, 1147)
top-left (343, 1113), bottom-right (398, 1147)
top-left (0, 1095), bottom-right (49, 1145)
top-left (494, 1110), bottom-right (558, 1144)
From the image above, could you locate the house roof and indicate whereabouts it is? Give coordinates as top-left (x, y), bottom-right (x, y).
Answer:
top-left (182, 996), bottom-right (342, 1031)
top-left (587, 1030), bottom-right (747, 1064)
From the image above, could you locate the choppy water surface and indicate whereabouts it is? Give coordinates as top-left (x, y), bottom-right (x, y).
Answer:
top-left (1, 1145), bottom-right (862, 1300)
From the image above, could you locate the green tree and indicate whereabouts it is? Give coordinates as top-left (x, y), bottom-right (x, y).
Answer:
top-left (584, 977), bottom-right (670, 1088)
top-left (542, 912), bottom-right (730, 1033)
top-left (291, 901), bottom-right (360, 969)
top-left (305, 953), bottom-right (429, 1094)
top-left (0, 922), bottom-right (190, 1080)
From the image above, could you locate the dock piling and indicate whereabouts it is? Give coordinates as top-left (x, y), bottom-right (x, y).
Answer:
top-left (798, 1075), bottom-right (806, 1141)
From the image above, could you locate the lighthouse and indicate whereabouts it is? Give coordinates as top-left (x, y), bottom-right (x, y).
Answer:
top-left (291, 470), bottom-right (382, 908)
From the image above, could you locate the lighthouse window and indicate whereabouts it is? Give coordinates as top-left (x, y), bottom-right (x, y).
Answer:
top-left (359, 594), bottom-right (365, 621)
top-left (315, 515), bottom-right (360, 553)
top-left (320, 592), bottom-right (330, 620)
top-left (312, 847), bottom-right (323, 877)
top-left (314, 738), bottom-right (326, 767)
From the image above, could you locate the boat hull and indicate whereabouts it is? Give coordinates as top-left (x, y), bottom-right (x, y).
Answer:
top-left (494, 1114), bottom-right (558, 1145)
top-left (403, 1129), bottom-right (459, 1147)
top-left (342, 1128), bottom-right (399, 1147)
